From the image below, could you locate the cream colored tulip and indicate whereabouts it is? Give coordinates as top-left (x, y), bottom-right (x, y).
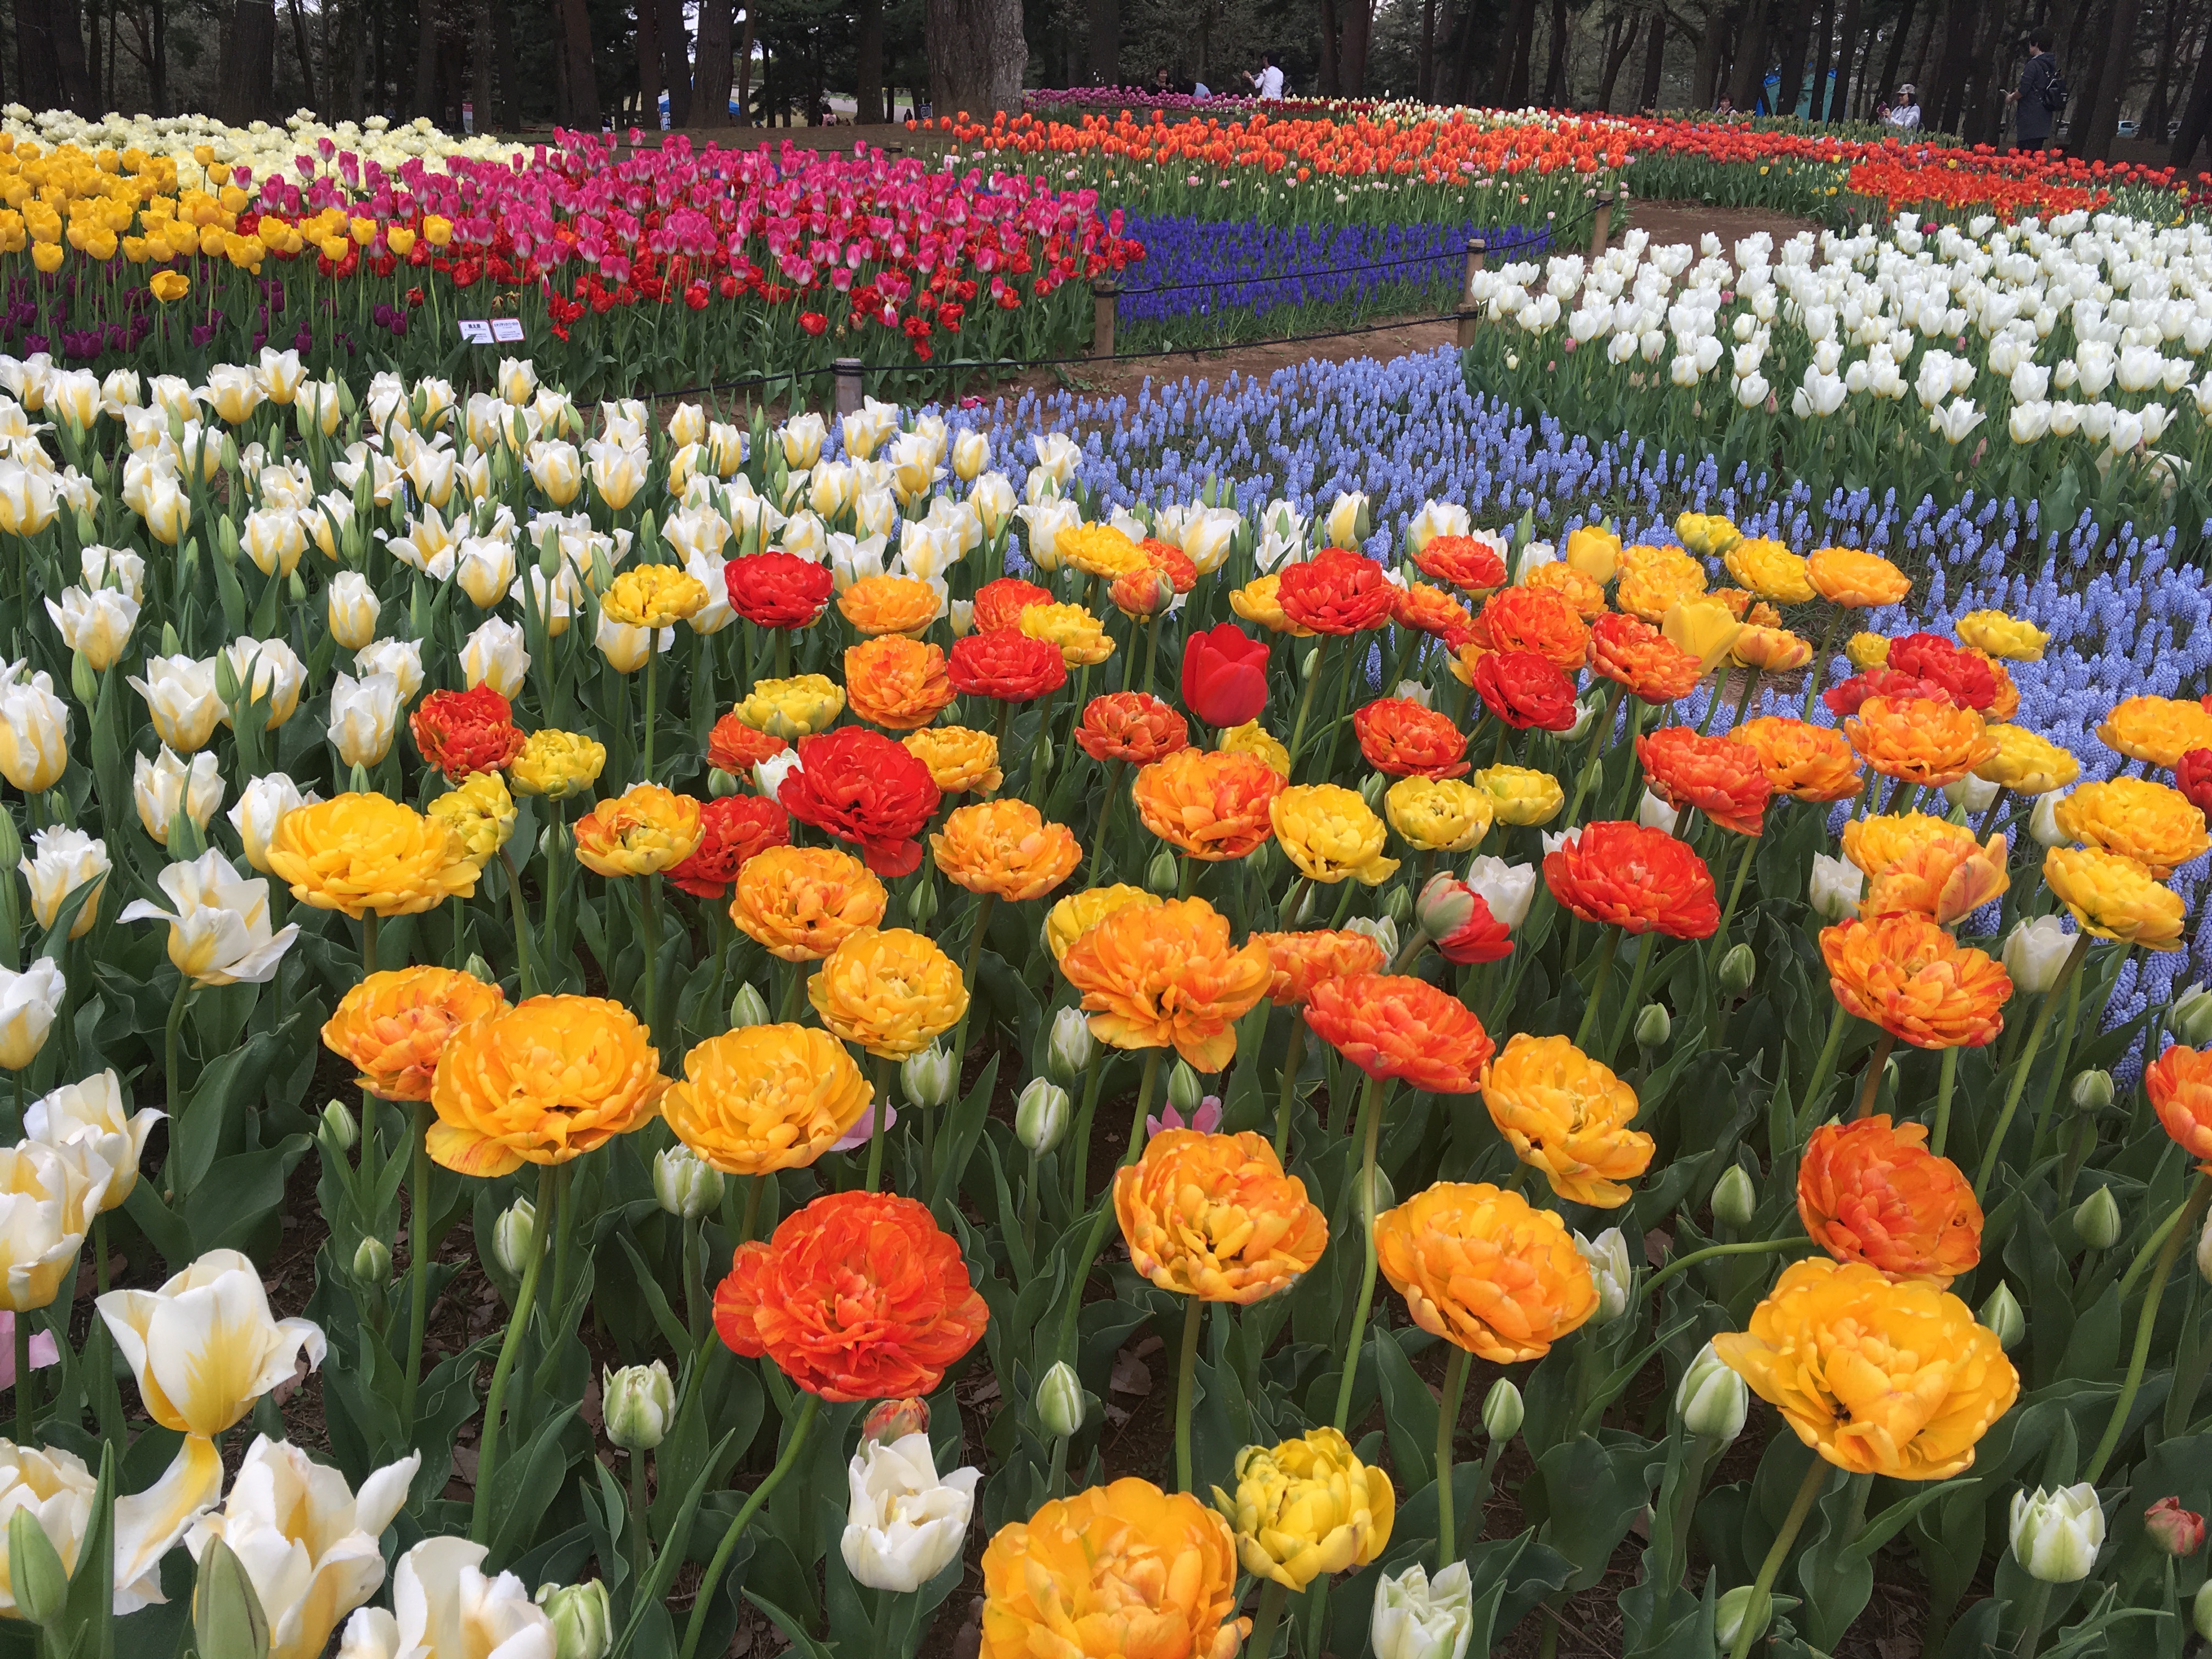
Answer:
top-left (951, 429), bottom-right (990, 482)
top-left (460, 619), bottom-right (529, 698)
top-left (586, 439), bottom-right (646, 512)
top-left (779, 510), bottom-right (828, 564)
top-left (0, 461), bottom-right (58, 538)
top-left (781, 411), bottom-right (826, 470)
top-left (134, 746), bottom-right (226, 841)
top-left (683, 550), bottom-right (734, 634)
top-left (666, 403), bottom-right (706, 449)
top-left (496, 356), bottom-right (538, 407)
top-left (99, 368), bottom-right (142, 414)
top-left (455, 535), bottom-right (518, 609)
top-left (46, 584), bottom-right (139, 672)
top-left (336, 1538), bottom-right (556, 1659)
top-left (595, 612), bottom-right (669, 675)
top-left (80, 544), bottom-right (145, 602)
top-left (187, 1437), bottom-right (419, 1659)
top-left (0, 960), bottom-right (64, 1075)
top-left (25, 1070), bottom-right (159, 1212)
top-left (19, 826), bottom-right (108, 938)
top-left (97, 1248), bottom-right (325, 1437)
top-left (706, 421), bottom-right (747, 478)
top-left (0, 663), bottom-right (69, 792)
top-left (352, 640), bottom-right (424, 706)
top-left (221, 636), bottom-right (306, 729)
top-left (842, 399), bottom-right (897, 462)
top-left (307, 490), bottom-right (355, 562)
top-left (808, 459), bottom-right (857, 520)
top-left (661, 505), bottom-right (732, 565)
top-left (524, 441), bottom-right (582, 507)
top-left (386, 503), bottom-right (459, 579)
top-left (257, 347), bottom-right (307, 405)
top-left (404, 443), bottom-right (456, 511)
top-left (509, 567), bottom-right (578, 639)
top-left (0, 1436), bottom-right (222, 1616)
top-left (129, 654), bottom-right (222, 752)
top-left (229, 772), bottom-right (318, 874)
top-left (328, 673), bottom-right (403, 769)
top-left (298, 379), bottom-right (343, 436)
top-left (326, 572), bottom-right (380, 652)
top-left (204, 364), bottom-right (265, 425)
top-left (968, 473), bottom-right (1015, 538)
top-left (44, 369), bottom-right (100, 431)
top-left (0, 1137), bottom-right (105, 1309)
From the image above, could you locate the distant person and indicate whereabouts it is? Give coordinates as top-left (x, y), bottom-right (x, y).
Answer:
top-left (1886, 84), bottom-right (1921, 128)
top-left (1246, 54), bottom-right (1285, 100)
top-left (1714, 95), bottom-right (1734, 118)
top-left (1193, 79), bottom-right (1211, 98)
top-left (1152, 66), bottom-right (1184, 97)
top-left (2006, 27), bottom-right (2064, 150)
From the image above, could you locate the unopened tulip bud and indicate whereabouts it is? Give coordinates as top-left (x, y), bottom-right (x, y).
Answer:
top-left (1576, 1228), bottom-right (1633, 1322)
top-left (1480, 1378), bottom-right (1523, 1442)
top-left (1715, 1585), bottom-right (1768, 1651)
top-left (1675, 1341), bottom-right (1748, 1443)
top-left (1346, 913), bottom-right (1400, 960)
top-left (1047, 1007), bottom-right (1096, 1084)
top-left (2004, 915), bottom-right (2075, 994)
top-left (1980, 1281), bottom-right (2027, 1349)
top-left (1359, 773), bottom-right (1387, 812)
top-left (1718, 944), bottom-right (1755, 994)
top-left (1300, 646), bottom-right (1320, 681)
top-left (2074, 1186), bottom-right (2121, 1250)
top-left (2072, 1069), bottom-right (2114, 1113)
top-left (906, 876), bottom-right (938, 925)
top-left (1809, 852), bottom-right (1864, 920)
top-left (1146, 848), bottom-right (1180, 894)
top-left (493, 1198), bottom-right (537, 1277)
top-left (2196, 1577), bottom-right (2212, 1640)
top-left (604, 1361), bottom-right (675, 1452)
top-left (902, 1043), bottom-right (955, 1109)
top-left (2010, 1484), bottom-right (2105, 1582)
top-left (1634, 1002), bottom-right (1671, 1052)
top-left (352, 1236), bottom-right (390, 1283)
top-left (536, 1580), bottom-right (614, 1659)
top-left (320, 1098), bottom-right (358, 1152)
top-left (1712, 1165), bottom-right (1757, 1229)
top-left (1383, 882), bottom-right (1413, 926)
top-left (729, 983), bottom-right (770, 1029)
top-left (2030, 791), bottom-right (2068, 848)
top-left (861, 1397), bottom-right (930, 1445)
top-left (2147, 1496), bottom-right (2207, 1557)
top-left (1167, 1060), bottom-right (1204, 1115)
top-left (1944, 772), bottom-right (2000, 811)
top-left (2176, 984), bottom-right (2212, 1048)
top-left (708, 767), bottom-right (740, 799)
top-left (1563, 696), bottom-right (1599, 740)
top-left (1017, 1078), bottom-right (1071, 1154)
top-left (8, 1508), bottom-right (68, 1626)
top-left (1036, 1360), bottom-right (1086, 1437)
top-left (653, 1144), bottom-right (725, 1220)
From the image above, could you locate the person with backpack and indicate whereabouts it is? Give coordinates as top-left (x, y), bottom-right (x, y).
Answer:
top-left (2007, 27), bottom-right (2066, 150)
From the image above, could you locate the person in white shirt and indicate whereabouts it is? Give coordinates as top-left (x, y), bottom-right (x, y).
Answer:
top-left (1886, 84), bottom-right (1921, 128)
top-left (1247, 55), bottom-right (1285, 99)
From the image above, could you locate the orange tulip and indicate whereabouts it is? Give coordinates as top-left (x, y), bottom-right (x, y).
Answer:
top-left (1729, 715), bottom-right (1865, 803)
top-left (2147, 1043), bottom-right (2212, 1169)
top-left (1843, 696), bottom-right (1997, 787)
top-left (1114, 1129), bottom-right (1327, 1303)
top-left (1131, 747), bottom-right (1286, 862)
top-left (1059, 898), bottom-right (1270, 1072)
top-left (1820, 913), bottom-right (2012, 1049)
top-left (1250, 928), bottom-right (1386, 1006)
top-left (1373, 1182), bottom-right (1598, 1362)
top-left (1798, 1116), bottom-right (1983, 1287)
top-left (1302, 973), bottom-right (1493, 1094)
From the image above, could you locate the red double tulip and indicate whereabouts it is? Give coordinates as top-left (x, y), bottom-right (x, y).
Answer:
top-left (410, 685), bottom-right (525, 781)
top-left (724, 550), bottom-right (835, 630)
top-left (777, 726), bottom-right (943, 878)
top-left (1471, 650), bottom-right (1578, 731)
top-left (1278, 549), bottom-right (1395, 634)
top-left (1180, 623), bottom-right (1270, 727)
top-left (947, 628), bottom-right (1068, 702)
top-left (1823, 667), bottom-right (1956, 718)
top-left (972, 576), bottom-right (1056, 633)
top-left (1886, 633), bottom-right (1999, 711)
top-left (2181, 749), bottom-right (2212, 816)
top-left (668, 795), bottom-right (792, 898)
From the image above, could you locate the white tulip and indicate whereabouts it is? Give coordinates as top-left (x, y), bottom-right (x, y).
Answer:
top-left (2010, 1485), bottom-right (2104, 1583)
top-left (18, 827), bottom-right (108, 939)
top-left (460, 618), bottom-right (529, 698)
top-left (1371, 1561), bottom-right (1476, 1659)
top-left (335, 1537), bottom-right (555, 1659)
top-left (838, 1431), bottom-right (980, 1594)
top-left (25, 1070), bottom-right (158, 1212)
top-left (133, 746), bottom-right (225, 840)
top-left (1809, 852), bottom-right (1864, 921)
top-left (44, 584), bottom-right (139, 672)
top-left (229, 772), bottom-right (318, 874)
top-left (2002, 915), bottom-right (2077, 994)
top-left (0, 1437), bottom-right (220, 1616)
top-left (128, 654), bottom-right (222, 753)
top-left (120, 850), bottom-right (298, 988)
top-left (1463, 855), bottom-right (1537, 927)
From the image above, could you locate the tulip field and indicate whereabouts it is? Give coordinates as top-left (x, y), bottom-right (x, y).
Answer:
top-left (5, 93), bottom-right (2212, 1659)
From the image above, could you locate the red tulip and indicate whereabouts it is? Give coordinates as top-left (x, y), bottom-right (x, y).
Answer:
top-left (1180, 623), bottom-right (1270, 729)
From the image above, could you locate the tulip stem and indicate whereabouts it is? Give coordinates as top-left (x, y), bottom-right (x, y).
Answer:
top-left (1801, 1003), bottom-right (1851, 1136)
top-left (678, 1392), bottom-right (822, 1659)
top-left (1572, 929), bottom-right (1621, 1051)
top-left (1642, 1235), bottom-right (1812, 1301)
top-left (1141, 614), bottom-right (1162, 697)
top-left (1172, 1295), bottom-right (1203, 1494)
top-left (1287, 638), bottom-right (1327, 771)
top-left (1245, 1581), bottom-right (1290, 1659)
top-left (2012, 1581), bottom-right (2053, 1659)
top-left (2085, 1171), bottom-right (2212, 1487)
top-left (1929, 1047), bottom-right (1961, 1158)
top-left (499, 848), bottom-right (538, 997)
top-left (1056, 1049), bottom-right (1164, 1367)
top-left (472, 1163), bottom-right (556, 1547)
top-left (948, 893), bottom-right (995, 1074)
top-left (639, 874), bottom-right (664, 1042)
top-left (642, 647), bottom-right (659, 782)
top-left (1973, 935), bottom-right (2092, 1201)
top-left (1435, 1344), bottom-right (1471, 1566)
top-left (628, 1447), bottom-right (652, 1587)
top-left (1802, 608), bottom-right (1844, 719)
top-left (1272, 1020), bottom-right (1307, 1162)
top-left (1065, 1057), bottom-right (1110, 1214)
top-left (1854, 1031), bottom-right (1897, 1122)
top-left (865, 1057), bottom-right (894, 1194)
top-left (1729, 1458), bottom-right (1830, 1659)
top-left (161, 977), bottom-right (192, 1196)
top-left (1707, 834), bottom-right (1759, 975)
top-left (402, 1101), bottom-right (434, 1427)
top-left (1331, 1071), bottom-right (1389, 1433)
top-left (1603, 930), bottom-right (1658, 1069)
top-left (1564, 683), bottom-right (1624, 826)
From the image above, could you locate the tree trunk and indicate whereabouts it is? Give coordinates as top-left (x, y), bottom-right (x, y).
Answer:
top-left (1907, 0), bottom-right (1942, 93)
top-left (1694, 0), bottom-right (1732, 104)
top-left (1341, 0), bottom-right (1374, 93)
top-left (51, 0), bottom-right (91, 111)
top-left (694, 0), bottom-right (733, 123)
top-left (1807, 0), bottom-right (1835, 116)
top-left (17, 0), bottom-right (61, 109)
top-left (854, 0), bottom-right (882, 119)
top-left (657, 0), bottom-right (687, 124)
top-left (1087, 0), bottom-right (1117, 84)
top-left (472, 1), bottom-right (493, 128)
top-left (1772, 0), bottom-right (1811, 111)
top-left (927, 0), bottom-right (1024, 114)
top-left (217, 0), bottom-right (275, 123)
top-left (734, 5), bottom-right (753, 121)
top-left (556, 0), bottom-right (596, 127)
top-left (1541, 0), bottom-right (1568, 102)
top-left (1640, 0), bottom-right (1667, 105)
top-left (1873, 0), bottom-right (1916, 104)
top-left (1497, 0), bottom-right (1536, 100)
top-left (1418, 0), bottom-right (1436, 100)
top-left (635, 0), bottom-right (659, 123)
top-left (1726, 0), bottom-right (1767, 108)
top-left (1828, 0), bottom-right (1863, 117)
top-left (2066, 0), bottom-right (2118, 151)
top-left (287, 0), bottom-right (316, 107)
top-left (1318, 0), bottom-right (1340, 93)
top-left (1929, 0), bottom-right (1978, 129)
top-left (1598, 10), bottom-right (1637, 108)
top-left (2172, 1), bottom-right (2212, 161)
top-left (1448, 0), bottom-right (1481, 100)
top-left (2080, 0), bottom-right (2142, 155)
top-left (412, 0), bottom-right (436, 115)
top-left (2143, 0), bottom-right (2183, 134)
top-left (85, 0), bottom-right (100, 109)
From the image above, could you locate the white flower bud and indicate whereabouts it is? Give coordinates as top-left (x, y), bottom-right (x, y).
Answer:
top-left (1036, 1360), bottom-right (1086, 1437)
top-left (1712, 1166), bottom-right (1757, 1229)
top-left (1047, 1007), bottom-right (1096, 1084)
top-left (1575, 1227), bottom-right (1634, 1322)
top-left (1716, 1585), bottom-right (1768, 1650)
top-left (902, 1043), bottom-right (955, 1109)
top-left (2175, 983), bottom-right (2212, 1047)
top-left (1480, 1378), bottom-right (1523, 1441)
top-left (1809, 852), bottom-right (1864, 920)
top-left (2010, 1484), bottom-right (2105, 1582)
top-left (2002, 915), bottom-right (2075, 994)
top-left (1979, 1282), bottom-right (2027, 1349)
top-left (1017, 1078), bottom-right (1071, 1155)
top-left (1675, 1342), bottom-right (1748, 1443)
top-left (1634, 1003), bottom-right (1672, 1051)
top-left (2071, 1069), bottom-right (2114, 1113)
top-left (603, 1361), bottom-right (675, 1452)
top-left (493, 1198), bottom-right (537, 1277)
top-left (352, 1237), bottom-right (391, 1283)
top-left (652, 1144), bottom-right (725, 1221)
